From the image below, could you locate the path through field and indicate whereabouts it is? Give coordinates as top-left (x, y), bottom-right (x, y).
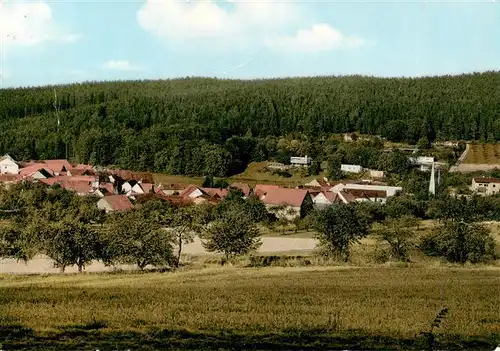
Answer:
top-left (0, 237), bottom-right (318, 274)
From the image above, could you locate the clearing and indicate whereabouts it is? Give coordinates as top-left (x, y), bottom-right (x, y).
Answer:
top-left (1, 267), bottom-right (498, 350)
top-left (463, 143), bottom-right (500, 165)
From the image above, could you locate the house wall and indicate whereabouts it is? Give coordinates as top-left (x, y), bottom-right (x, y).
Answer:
top-left (341, 164), bottom-right (363, 173)
top-left (0, 160), bottom-right (19, 175)
top-left (265, 205), bottom-right (301, 221)
top-left (97, 199), bottom-right (113, 213)
top-left (340, 184), bottom-right (402, 197)
top-left (122, 182), bottom-right (133, 193)
top-left (369, 170), bottom-right (384, 178)
top-left (471, 179), bottom-right (500, 195)
top-left (312, 193), bottom-right (332, 209)
top-left (131, 184), bottom-right (145, 194)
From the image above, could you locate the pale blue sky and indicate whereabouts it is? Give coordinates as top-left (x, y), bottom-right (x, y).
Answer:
top-left (0, 0), bottom-right (499, 87)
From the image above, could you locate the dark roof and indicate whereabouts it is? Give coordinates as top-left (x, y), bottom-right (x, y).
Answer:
top-left (473, 177), bottom-right (500, 184)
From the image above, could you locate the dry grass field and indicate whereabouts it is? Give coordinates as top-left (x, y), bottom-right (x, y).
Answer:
top-left (463, 143), bottom-right (500, 165)
top-left (1, 267), bottom-right (499, 350)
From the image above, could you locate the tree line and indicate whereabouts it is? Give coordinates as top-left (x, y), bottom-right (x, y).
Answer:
top-left (0, 72), bottom-right (498, 176)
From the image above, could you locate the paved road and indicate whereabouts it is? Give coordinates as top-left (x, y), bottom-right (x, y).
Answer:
top-left (0, 237), bottom-right (318, 274)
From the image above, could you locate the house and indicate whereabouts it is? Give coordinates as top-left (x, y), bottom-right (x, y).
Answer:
top-left (471, 177), bottom-right (500, 195)
top-left (200, 187), bottom-right (229, 199)
top-left (0, 155), bottom-right (19, 174)
top-left (290, 156), bottom-right (312, 167)
top-left (180, 185), bottom-right (206, 199)
top-left (156, 183), bottom-right (186, 196)
top-left (254, 184), bottom-right (280, 197)
top-left (408, 156), bottom-right (435, 172)
top-left (330, 182), bottom-right (402, 198)
top-left (260, 187), bottom-right (312, 220)
top-left (19, 165), bottom-right (55, 179)
top-left (343, 189), bottom-right (388, 204)
top-left (304, 177), bottom-right (330, 188)
top-left (97, 195), bottom-right (134, 213)
top-left (0, 174), bottom-right (22, 185)
top-left (337, 191), bottom-right (358, 204)
top-left (369, 170), bottom-right (384, 178)
top-left (40, 159), bottom-right (73, 175)
top-left (229, 182), bottom-right (252, 197)
top-left (312, 191), bottom-right (342, 209)
top-left (341, 164), bottom-right (363, 174)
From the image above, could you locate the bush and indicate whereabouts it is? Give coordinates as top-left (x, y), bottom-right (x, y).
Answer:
top-left (420, 221), bottom-right (497, 263)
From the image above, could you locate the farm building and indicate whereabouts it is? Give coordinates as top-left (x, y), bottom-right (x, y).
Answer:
top-left (290, 156), bottom-right (312, 167)
top-left (471, 177), bottom-right (500, 195)
top-left (0, 155), bottom-right (19, 175)
top-left (97, 195), bottom-right (134, 213)
top-left (341, 164), bottom-right (363, 173)
top-left (260, 188), bottom-right (312, 220)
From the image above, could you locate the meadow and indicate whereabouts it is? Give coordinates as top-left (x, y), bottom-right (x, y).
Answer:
top-left (1, 267), bottom-right (499, 350)
top-left (464, 143), bottom-right (500, 165)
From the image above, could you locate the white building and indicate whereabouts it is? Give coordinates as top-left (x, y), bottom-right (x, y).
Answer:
top-left (0, 155), bottom-right (19, 175)
top-left (330, 183), bottom-right (402, 198)
top-left (471, 177), bottom-right (500, 196)
top-left (341, 164), bottom-right (363, 174)
top-left (408, 156), bottom-right (435, 172)
top-left (369, 170), bottom-right (384, 178)
top-left (290, 156), bottom-right (312, 167)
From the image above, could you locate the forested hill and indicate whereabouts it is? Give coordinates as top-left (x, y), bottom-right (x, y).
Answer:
top-left (0, 72), bottom-right (499, 176)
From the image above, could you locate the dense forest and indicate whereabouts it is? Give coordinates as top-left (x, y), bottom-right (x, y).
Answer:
top-left (0, 71), bottom-right (499, 176)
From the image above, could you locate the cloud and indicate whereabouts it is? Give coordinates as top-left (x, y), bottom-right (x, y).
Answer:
top-left (0, 1), bottom-right (81, 49)
top-left (137, 0), bottom-right (301, 50)
top-left (102, 60), bottom-right (143, 71)
top-left (266, 24), bottom-right (367, 53)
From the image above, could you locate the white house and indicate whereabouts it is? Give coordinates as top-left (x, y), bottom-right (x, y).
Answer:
top-left (471, 177), bottom-right (500, 196)
top-left (290, 156), bottom-right (312, 167)
top-left (369, 170), bottom-right (384, 178)
top-left (341, 164), bottom-right (363, 173)
top-left (330, 183), bottom-right (402, 198)
top-left (408, 156), bottom-right (435, 172)
top-left (0, 155), bottom-right (19, 175)
top-left (312, 191), bottom-right (341, 209)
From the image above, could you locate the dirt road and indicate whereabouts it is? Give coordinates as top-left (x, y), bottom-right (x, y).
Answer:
top-left (0, 237), bottom-right (318, 274)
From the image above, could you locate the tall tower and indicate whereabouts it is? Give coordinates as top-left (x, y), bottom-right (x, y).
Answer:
top-left (429, 162), bottom-right (436, 195)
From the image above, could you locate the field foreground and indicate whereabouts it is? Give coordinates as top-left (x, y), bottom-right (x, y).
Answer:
top-left (1, 267), bottom-right (499, 350)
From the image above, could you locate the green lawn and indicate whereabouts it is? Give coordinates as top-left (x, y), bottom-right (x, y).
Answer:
top-left (1, 267), bottom-right (499, 350)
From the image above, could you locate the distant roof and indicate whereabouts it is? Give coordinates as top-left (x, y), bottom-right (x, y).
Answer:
top-left (101, 195), bottom-right (134, 212)
top-left (254, 184), bottom-right (280, 197)
top-left (473, 177), bottom-right (500, 184)
top-left (338, 191), bottom-right (357, 204)
top-left (344, 188), bottom-right (387, 199)
top-left (229, 182), bottom-right (251, 196)
top-left (261, 187), bottom-right (309, 207)
top-left (200, 187), bottom-right (229, 199)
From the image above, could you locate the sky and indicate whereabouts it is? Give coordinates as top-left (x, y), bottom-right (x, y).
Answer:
top-left (0, 0), bottom-right (499, 88)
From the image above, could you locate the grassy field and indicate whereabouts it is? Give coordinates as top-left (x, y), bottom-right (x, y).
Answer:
top-left (1, 267), bottom-right (499, 350)
top-left (464, 143), bottom-right (500, 164)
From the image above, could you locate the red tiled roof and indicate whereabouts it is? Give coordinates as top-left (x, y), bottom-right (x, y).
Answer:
top-left (101, 195), bottom-right (134, 212)
top-left (322, 191), bottom-right (340, 202)
top-left (160, 183), bottom-right (187, 191)
top-left (229, 182), bottom-right (251, 196)
top-left (0, 174), bottom-right (22, 183)
top-left (338, 191), bottom-right (357, 204)
top-left (261, 187), bottom-right (309, 207)
top-left (473, 177), bottom-right (500, 184)
top-left (110, 170), bottom-right (154, 183)
top-left (99, 182), bottom-right (115, 194)
top-left (41, 159), bottom-right (73, 173)
top-left (19, 164), bottom-right (55, 177)
top-left (200, 187), bottom-right (229, 199)
top-left (254, 184), bottom-right (280, 197)
top-left (138, 183), bottom-right (154, 193)
top-left (163, 195), bottom-right (193, 206)
top-left (179, 185), bottom-right (205, 198)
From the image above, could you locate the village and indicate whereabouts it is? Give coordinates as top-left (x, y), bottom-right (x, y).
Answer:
top-left (1, 151), bottom-right (497, 219)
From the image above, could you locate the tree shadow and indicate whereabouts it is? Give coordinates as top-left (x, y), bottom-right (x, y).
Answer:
top-left (0, 324), bottom-right (498, 350)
